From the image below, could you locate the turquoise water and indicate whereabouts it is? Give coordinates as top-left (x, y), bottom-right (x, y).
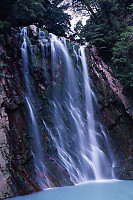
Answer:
top-left (7, 180), bottom-right (133, 200)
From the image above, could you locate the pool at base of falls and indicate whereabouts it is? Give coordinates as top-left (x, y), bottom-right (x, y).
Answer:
top-left (7, 180), bottom-right (133, 200)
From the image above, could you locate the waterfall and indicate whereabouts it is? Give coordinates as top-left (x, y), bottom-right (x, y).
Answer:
top-left (21, 28), bottom-right (114, 186)
top-left (80, 46), bottom-right (113, 180)
top-left (45, 34), bottom-right (114, 183)
top-left (21, 27), bottom-right (52, 188)
top-left (39, 29), bottom-right (49, 83)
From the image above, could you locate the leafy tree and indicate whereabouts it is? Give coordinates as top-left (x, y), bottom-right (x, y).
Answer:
top-left (72, 0), bottom-right (133, 89)
top-left (0, 0), bottom-right (17, 21)
top-left (40, 0), bottom-right (71, 36)
top-left (0, 0), bottom-right (71, 36)
top-left (112, 26), bottom-right (133, 89)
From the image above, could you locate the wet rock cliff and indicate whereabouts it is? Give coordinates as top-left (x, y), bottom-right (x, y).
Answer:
top-left (0, 27), bottom-right (133, 199)
top-left (87, 46), bottom-right (133, 179)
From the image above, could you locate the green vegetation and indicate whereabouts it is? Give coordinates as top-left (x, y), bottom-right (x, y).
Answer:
top-left (0, 51), bottom-right (10, 78)
top-left (72, 0), bottom-right (133, 91)
top-left (0, 0), bottom-right (132, 91)
top-left (0, 0), bottom-right (71, 37)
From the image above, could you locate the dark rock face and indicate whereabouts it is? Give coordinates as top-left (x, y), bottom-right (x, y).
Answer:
top-left (0, 27), bottom-right (133, 199)
top-left (87, 47), bottom-right (133, 180)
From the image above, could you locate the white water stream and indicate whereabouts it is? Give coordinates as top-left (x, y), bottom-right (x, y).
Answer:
top-left (43, 34), bottom-right (114, 183)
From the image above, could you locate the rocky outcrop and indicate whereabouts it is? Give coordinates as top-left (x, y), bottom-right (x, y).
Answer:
top-left (87, 46), bottom-right (133, 179)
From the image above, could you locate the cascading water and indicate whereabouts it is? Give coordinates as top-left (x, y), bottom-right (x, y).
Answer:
top-left (44, 34), bottom-right (114, 183)
top-left (39, 29), bottom-right (49, 83)
top-left (21, 28), bottom-right (115, 186)
top-left (21, 27), bottom-right (52, 188)
top-left (80, 46), bottom-right (112, 180)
